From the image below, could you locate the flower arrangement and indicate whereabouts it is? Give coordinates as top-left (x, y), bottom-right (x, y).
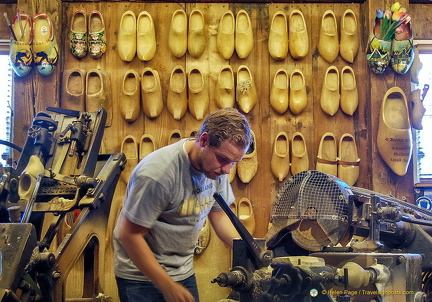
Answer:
top-left (376, 2), bottom-right (411, 41)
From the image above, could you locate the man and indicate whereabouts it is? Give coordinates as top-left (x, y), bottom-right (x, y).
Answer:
top-left (113, 108), bottom-right (252, 302)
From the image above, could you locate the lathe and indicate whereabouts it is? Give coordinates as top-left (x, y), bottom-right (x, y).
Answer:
top-left (213, 171), bottom-right (432, 302)
top-left (0, 107), bottom-right (125, 302)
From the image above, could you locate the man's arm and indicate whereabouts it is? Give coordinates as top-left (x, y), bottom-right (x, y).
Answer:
top-left (117, 216), bottom-right (195, 302)
top-left (208, 210), bottom-right (240, 249)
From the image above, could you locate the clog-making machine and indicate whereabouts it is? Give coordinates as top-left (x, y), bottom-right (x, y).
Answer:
top-left (213, 171), bottom-right (432, 302)
top-left (0, 107), bottom-right (125, 302)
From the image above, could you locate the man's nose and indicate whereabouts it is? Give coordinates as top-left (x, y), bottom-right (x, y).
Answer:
top-left (221, 162), bottom-right (234, 174)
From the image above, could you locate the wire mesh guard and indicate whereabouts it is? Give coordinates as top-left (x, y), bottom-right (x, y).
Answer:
top-left (266, 170), bottom-right (353, 251)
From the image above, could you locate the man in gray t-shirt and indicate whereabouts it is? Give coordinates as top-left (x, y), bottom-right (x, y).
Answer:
top-left (113, 108), bottom-right (252, 302)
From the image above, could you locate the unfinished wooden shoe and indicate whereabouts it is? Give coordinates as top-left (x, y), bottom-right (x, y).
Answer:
top-left (318, 10), bottom-right (339, 64)
top-left (289, 69), bottom-right (307, 115)
top-left (120, 70), bottom-right (141, 123)
top-left (236, 65), bottom-right (257, 113)
top-left (271, 131), bottom-right (290, 181)
top-left (409, 88), bottom-right (426, 130)
top-left (340, 9), bottom-right (359, 63)
top-left (377, 87), bottom-right (412, 176)
top-left (188, 68), bottom-right (209, 120)
top-left (237, 130), bottom-right (258, 183)
top-left (215, 65), bottom-right (235, 109)
top-left (338, 133), bottom-right (360, 186)
top-left (117, 10), bottom-right (136, 62)
top-left (270, 68), bottom-right (289, 114)
top-left (195, 217), bottom-right (211, 255)
top-left (141, 67), bottom-right (163, 119)
top-left (238, 198), bottom-right (255, 235)
top-left (340, 66), bottom-right (358, 116)
top-left (216, 10), bottom-right (235, 59)
top-left (228, 162), bottom-right (237, 183)
top-left (167, 65), bottom-right (187, 120)
top-left (316, 132), bottom-right (338, 177)
top-left (289, 9), bottom-right (309, 60)
top-left (188, 9), bottom-right (206, 58)
top-left (139, 133), bottom-right (157, 160)
top-left (235, 9), bottom-right (253, 59)
top-left (168, 129), bottom-right (182, 145)
top-left (85, 69), bottom-right (112, 126)
top-left (320, 66), bottom-right (340, 116)
top-left (121, 135), bottom-right (138, 184)
top-left (18, 155), bottom-right (45, 201)
top-left (169, 9), bottom-right (187, 58)
top-left (291, 132), bottom-right (309, 175)
top-left (268, 11), bottom-right (288, 60)
top-left (62, 68), bottom-right (86, 111)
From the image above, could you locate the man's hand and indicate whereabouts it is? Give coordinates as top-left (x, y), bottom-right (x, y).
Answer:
top-left (161, 280), bottom-right (195, 302)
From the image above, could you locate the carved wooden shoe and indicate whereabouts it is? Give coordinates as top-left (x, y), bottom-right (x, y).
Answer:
top-left (236, 65), bottom-right (257, 113)
top-left (268, 11), bottom-right (288, 60)
top-left (33, 13), bottom-right (59, 76)
top-left (139, 133), bottom-right (157, 160)
top-left (120, 70), bottom-right (141, 123)
top-left (120, 135), bottom-right (138, 184)
top-left (86, 69), bottom-right (112, 126)
top-left (137, 11), bottom-right (156, 61)
top-left (289, 9), bottom-right (309, 60)
top-left (270, 68), bottom-right (289, 114)
top-left (237, 130), bottom-right (258, 183)
top-left (291, 132), bottom-right (309, 175)
top-left (88, 10), bottom-right (107, 59)
top-left (117, 10), bottom-right (136, 62)
top-left (62, 68), bottom-right (86, 111)
top-left (316, 132), bottom-right (338, 177)
top-left (188, 68), bottom-right (209, 120)
top-left (188, 9), bottom-right (206, 58)
top-left (289, 69), bottom-right (307, 115)
top-left (141, 67), bottom-right (163, 119)
top-left (167, 65), bottom-right (187, 120)
top-left (320, 66), bottom-right (340, 116)
top-left (169, 9), bottom-right (187, 58)
top-left (215, 65), bottom-right (235, 109)
top-left (10, 12), bottom-right (33, 77)
top-left (235, 9), bottom-right (253, 59)
top-left (216, 10), bottom-right (235, 59)
top-left (238, 198), bottom-right (255, 235)
top-left (271, 131), bottom-right (290, 181)
top-left (377, 87), bottom-right (412, 176)
top-left (340, 9), bottom-right (359, 63)
top-left (69, 10), bottom-right (87, 59)
top-left (318, 10), bottom-right (339, 64)
top-left (340, 66), bottom-right (358, 116)
top-left (409, 88), bottom-right (426, 130)
top-left (338, 133), bottom-right (360, 186)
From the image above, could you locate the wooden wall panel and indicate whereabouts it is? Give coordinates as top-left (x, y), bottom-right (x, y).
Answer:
top-left (6, 0), bottom-right (430, 300)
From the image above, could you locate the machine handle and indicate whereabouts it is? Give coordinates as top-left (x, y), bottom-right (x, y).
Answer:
top-left (213, 193), bottom-right (273, 268)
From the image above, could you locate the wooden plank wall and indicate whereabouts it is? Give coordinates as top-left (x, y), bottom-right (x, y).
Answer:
top-left (1, 0), bottom-right (430, 300)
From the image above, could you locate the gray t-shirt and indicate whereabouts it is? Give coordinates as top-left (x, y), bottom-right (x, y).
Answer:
top-left (113, 139), bottom-right (235, 282)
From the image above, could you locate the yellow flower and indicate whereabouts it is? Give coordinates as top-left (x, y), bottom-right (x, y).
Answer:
top-left (392, 11), bottom-right (404, 21)
top-left (391, 2), bottom-right (401, 12)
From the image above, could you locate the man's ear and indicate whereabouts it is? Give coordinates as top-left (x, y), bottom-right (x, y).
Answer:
top-left (199, 132), bottom-right (209, 147)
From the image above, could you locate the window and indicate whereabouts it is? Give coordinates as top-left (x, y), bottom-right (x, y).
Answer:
top-left (414, 41), bottom-right (432, 184)
top-left (0, 39), bottom-right (12, 167)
